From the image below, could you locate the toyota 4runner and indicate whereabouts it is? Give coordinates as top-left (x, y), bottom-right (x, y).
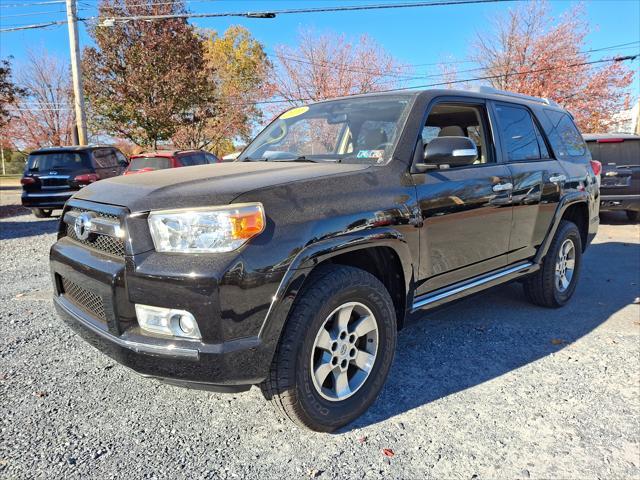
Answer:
top-left (50, 87), bottom-right (599, 432)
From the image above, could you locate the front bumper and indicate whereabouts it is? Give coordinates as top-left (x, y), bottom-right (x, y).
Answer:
top-left (50, 201), bottom-right (284, 391)
top-left (600, 194), bottom-right (640, 212)
top-left (22, 190), bottom-right (75, 208)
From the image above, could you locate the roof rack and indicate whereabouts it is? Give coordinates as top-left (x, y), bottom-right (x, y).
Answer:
top-left (470, 86), bottom-right (560, 107)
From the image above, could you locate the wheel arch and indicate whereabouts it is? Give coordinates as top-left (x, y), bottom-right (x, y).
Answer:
top-left (257, 229), bottom-right (415, 361)
top-left (535, 192), bottom-right (590, 263)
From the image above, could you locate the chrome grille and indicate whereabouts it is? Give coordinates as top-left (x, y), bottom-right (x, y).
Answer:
top-left (63, 208), bottom-right (126, 257)
top-left (61, 277), bottom-right (106, 322)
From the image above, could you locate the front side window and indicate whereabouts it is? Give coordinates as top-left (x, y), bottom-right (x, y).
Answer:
top-left (543, 109), bottom-right (586, 157)
top-left (239, 95), bottom-right (413, 165)
top-left (422, 103), bottom-right (492, 164)
top-left (494, 104), bottom-right (547, 162)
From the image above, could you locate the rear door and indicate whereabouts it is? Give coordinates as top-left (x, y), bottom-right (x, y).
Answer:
top-left (24, 151), bottom-right (91, 193)
top-left (587, 137), bottom-right (640, 198)
top-left (491, 101), bottom-right (563, 263)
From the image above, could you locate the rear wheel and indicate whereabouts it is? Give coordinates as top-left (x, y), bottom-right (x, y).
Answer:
top-left (626, 210), bottom-right (639, 222)
top-left (261, 264), bottom-right (397, 432)
top-left (32, 208), bottom-right (52, 218)
top-left (524, 220), bottom-right (582, 308)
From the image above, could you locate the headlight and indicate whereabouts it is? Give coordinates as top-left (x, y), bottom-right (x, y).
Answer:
top-left (148, 203), bottom-right (265, 253)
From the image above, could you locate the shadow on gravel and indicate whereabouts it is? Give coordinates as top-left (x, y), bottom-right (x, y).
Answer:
top-left (0, 203), bottom-right (30, 219)
top-left (0, 218), bottom-right (59, 240)
top-left (347, 240), bottom-right (640, 431)
top-left (599, 211), bottom-right (639, 225)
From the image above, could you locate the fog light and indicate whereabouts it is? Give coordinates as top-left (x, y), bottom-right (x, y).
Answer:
top-left (135, 304), bottom-right (201, 340)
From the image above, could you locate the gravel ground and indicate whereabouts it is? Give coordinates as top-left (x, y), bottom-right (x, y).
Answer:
top-left (1, 184), bottom-right (639, 479)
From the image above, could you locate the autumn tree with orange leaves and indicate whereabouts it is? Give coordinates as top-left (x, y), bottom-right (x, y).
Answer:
top-left (468, 0), bottom-right (634, 132)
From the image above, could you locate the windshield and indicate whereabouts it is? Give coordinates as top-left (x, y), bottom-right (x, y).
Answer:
top-left (240, 95), bottom-right (413, 165)
top-left (27, 152), bottom-right (89, 172)
top-left (129, 157), bottom-right (172, 171)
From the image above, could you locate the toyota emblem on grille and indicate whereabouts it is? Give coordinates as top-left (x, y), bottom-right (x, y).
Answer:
top-left (74, 212), bottom-right (96, 241)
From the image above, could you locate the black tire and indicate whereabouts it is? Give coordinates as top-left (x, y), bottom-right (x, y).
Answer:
top-left (261, 264), bottom-right (397, 432)
top-left (523, 220), bottom-right (582, 308)
top-left (626, 210), bottom-right (639, 223)
top-left (32, 208), bottom-right (52, 218)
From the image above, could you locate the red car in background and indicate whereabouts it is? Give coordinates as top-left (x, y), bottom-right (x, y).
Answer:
top-left (124, 150), bottom-right (219, 175)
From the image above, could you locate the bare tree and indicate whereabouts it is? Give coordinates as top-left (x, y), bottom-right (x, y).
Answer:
top-left (468, 0), bottom-right (634, 132)
top-left (10, 49), bottom-right (74, 148)
top-left (273, 30), bottom-right (409, 108)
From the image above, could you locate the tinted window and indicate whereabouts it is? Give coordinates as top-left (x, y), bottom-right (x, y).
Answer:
top-left (543, 110), bottom-right (586, 157)
top-left (179, 153), bottom-right (208, 167)
top-left (27, 152), bottom-right (88, 172)
top-left (128, 157), bottom-right (171, 171)
top-left (114, 150), bottom-right (128, 165)
top-left (93, 149), bottom-right (119, 168)
top-left (586, 139), bottom-right (640, 166)
top-left (205, 153), bottom-right (219, 164)
top-left (494, 104), bottom-right (543, 161)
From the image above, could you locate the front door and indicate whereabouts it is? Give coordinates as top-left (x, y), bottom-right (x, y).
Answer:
top-left (412, 99), bottom-right (513, 297)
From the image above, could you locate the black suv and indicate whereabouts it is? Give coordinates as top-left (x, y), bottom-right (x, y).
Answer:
top-left (584, 134), bottom-right (640, 222)
top-left (50, 88), bottom-right (599, 431)
top-left (21, 145), bottom-right (128, 217)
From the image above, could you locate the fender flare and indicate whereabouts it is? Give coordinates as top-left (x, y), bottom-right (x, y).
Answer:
top-left (257, 227), bottom-right (415, 355)
top-left (534, 191), bottom-right (589, 264)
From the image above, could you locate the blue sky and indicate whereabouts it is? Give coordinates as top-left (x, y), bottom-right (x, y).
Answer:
top-left (2, 0), bottom-right (639, 93)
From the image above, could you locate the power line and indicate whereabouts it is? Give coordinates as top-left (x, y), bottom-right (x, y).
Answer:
top-left (9, 54), bottom-right (637, 112)
top-left (95, 0), bottom-right (515, 25)
top-left (0, 0), bottom-right (65, 7)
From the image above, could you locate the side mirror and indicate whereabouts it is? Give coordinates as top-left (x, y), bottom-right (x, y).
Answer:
top-left (412, 136), bottom-right (478, 173)
top-left (425, 136), bottom-right (478, 166)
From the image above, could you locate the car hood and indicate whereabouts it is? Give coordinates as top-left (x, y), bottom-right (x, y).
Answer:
top-left (73, 161), bottom-right (370, 212)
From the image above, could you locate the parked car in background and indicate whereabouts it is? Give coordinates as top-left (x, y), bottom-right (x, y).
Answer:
top-left (21, 145), bottom-right (128, 218)
top-left (584, 134), bottom-right (640, 222)
top-left (125, 150), bottom-right (219, 175)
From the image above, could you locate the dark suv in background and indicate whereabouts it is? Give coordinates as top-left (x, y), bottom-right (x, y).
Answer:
top-left (21, 145), bottom-right (128, 217)
top-left (584, 134), bottom-right (640, 222)
top-left (50, 88), bottom-right (599, 431)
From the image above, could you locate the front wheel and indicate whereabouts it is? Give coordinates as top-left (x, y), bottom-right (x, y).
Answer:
top-left (261, 264), bottom-right (397, 432)
top-left (524, 220), bottom-right (582, 308)
top-left (32, 208), bottom-right (52, 218)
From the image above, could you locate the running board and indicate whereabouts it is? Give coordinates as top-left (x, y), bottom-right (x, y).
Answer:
top-left (411, 262), bottom-right (538, 312)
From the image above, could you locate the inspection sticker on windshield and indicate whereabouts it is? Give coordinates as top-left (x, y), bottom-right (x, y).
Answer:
top-left (279, 106), bottom-right (309, 119)
top-left (356, 149), bottom-right (385, 160)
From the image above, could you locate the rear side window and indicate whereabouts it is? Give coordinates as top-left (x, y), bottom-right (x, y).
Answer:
top-left (129, 157), bottom-right (171, 171)
top-left (92, 149), bottom-right (119, 168)
top-left (494, 103), bottom-right (548, 161)
top-left (27, 152), bottom-right (88, 172)
top-left (543, 110), bottom-right (586, 157)
top-left (586, 139), bottom-right (640, 166)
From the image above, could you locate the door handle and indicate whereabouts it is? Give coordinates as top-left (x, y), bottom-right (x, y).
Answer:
top-left (492, 182), bottom-right (513, 192)
top-left (549, 174), bottom-right (566, 184)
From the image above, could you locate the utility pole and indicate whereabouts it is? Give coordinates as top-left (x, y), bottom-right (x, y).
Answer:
top-left (65, 0), bottom-right (88, 146)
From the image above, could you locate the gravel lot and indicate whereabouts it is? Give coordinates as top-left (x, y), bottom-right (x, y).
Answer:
top-left (1, 182), bottom-right (639, 479)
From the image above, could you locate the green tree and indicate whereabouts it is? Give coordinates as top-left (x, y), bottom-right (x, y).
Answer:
top-left (83, 0), bottom-right (207, 148)
top-left (171, 26), bottom-right (273, 155)
top-left (0, 57), bottom-right (26, 129)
